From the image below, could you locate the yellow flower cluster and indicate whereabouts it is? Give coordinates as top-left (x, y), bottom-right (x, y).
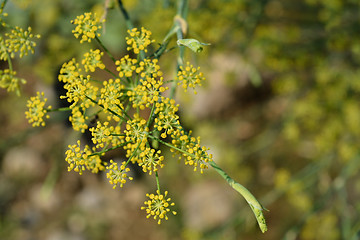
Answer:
top-left (65, 140), bottom-right (105, 175)
top-left (176, 62), bottom-right (205, 94)
top-left (0, 9), bottom-right (40, 96)
top-left (0, 37), bottom-right (8, 60)
top-left (25, 91), bottom-right (51, 127)
top-left (82, 49), bottom-right (105, 72)
top-left (115, 55), bottom-right (138, 78)
top-left (141, 190), bottom-right (177, 224)
top-left (98, 78), bottom-right (124, 114)
top-left (139, 58), bottom-right (162, 78)
top-left (106, 160), bottom-right (133, 189)
top-left (124, 115), bottom-right (149, 157)
top-left (58, 58), bottom-right (81, 83)
top-left (71, 12), bottom-right (103, 43)
top-left (57, 24), bottom-right (212, 178)
top-left (171, 129), bottom-right (213, 173)
top-left (126, 27), bottom-right (154, 54)
top-left (69, 106), bottom-right (88, 133)
top-left (58, 58), bottom-right (99, 132)
top-left (0, 69), bottom-right (26, 96)
top-left (138, 148), bottom-right (164, 175)
top-left (60, 74), bottom-right (89, 107)
top-left (0, 9), bottom-right (8, 27)
top-left (5, 26), bottom-right (40, 58)
top-left (128, 76), bottom-right (167, 109)
top-left (40, 21), bottom-right (213, 225)
top-left (154, 97), bottom-right (180, 138)
top-left (89, 121), bottom-right (123, 148)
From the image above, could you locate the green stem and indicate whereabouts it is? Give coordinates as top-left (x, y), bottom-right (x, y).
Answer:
top-left (170, 0), bottom-right (188, 99)
top-left (6, 54), bottom-right (12, 71)
top-left (117, 0), bottom-right (134, 30)
top-left (147, 134), bottom-right (196, 159)
top-left (46, 107), bottom-right (71, 112)
top-left (177, 0), bottom-right (188, 17)
top-left (155, 171), bottom-right (161, 193)
top-left (0, 0), bottom-right (8, 12)
top-left (95, 35), bottom-right (116, 63)
top-left (152, 24), bottom-right (179, 59)
top-left (85, 95), bottom-right (127, 122)
top-left (124, 140), bottom-right (142, 166)
top-left (121, 103), bottom-right (131, 122)
top-left (104, 67), bottom-right (118, 78)
top-left (90, 141), bottom-right (132, 156)
top-left (146, 102), bottom-right (156, 129)
top-left (209, 161), bottom-right (268, 233)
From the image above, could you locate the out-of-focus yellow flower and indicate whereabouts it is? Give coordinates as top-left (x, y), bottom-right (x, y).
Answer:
top-left (0, 69), bottom-right (26, 96)
top-left (25, 92), bottom-right (51, 127)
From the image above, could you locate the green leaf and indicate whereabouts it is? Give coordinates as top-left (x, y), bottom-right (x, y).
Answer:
top-left (177, 38), bottom-right (210, 53)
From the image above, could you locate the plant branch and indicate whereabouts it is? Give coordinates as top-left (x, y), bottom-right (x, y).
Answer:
top-left (209, 161), bottom-right (268, 233)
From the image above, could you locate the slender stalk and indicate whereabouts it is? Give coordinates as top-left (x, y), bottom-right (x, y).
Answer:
top-left (146, 102), bottom-right (157, 129)
top-left (6, 53), bottom-right (12, 71)
top-left (85, 95), bottom-right (127, 122)
top-left (124, 140), bottom-right (141, 166)
top-left (91, 141), bottom-right (132, 156)
top-left (177, 0), bottom-right (188, 17)
top-left (152, 24), bottom-right (179, 59)
top-left (147, 134), bottom-right (196, 159)
top-left (46, 107), bottom-right (71, 112)
top-left (104, 67), bottom-right (118, 78)
top-left (155, 171), bottom-right (161, 193)
top-left (117, 0), bottom-right (133, 30)
top-left (95, 36), bottom-right (116, 63)
top-left (170, 0), bottom-right (188, 99)
top-left (210, 161), bottom-right (268, 233)
top-left (0, 0), bottom-right (8, 11)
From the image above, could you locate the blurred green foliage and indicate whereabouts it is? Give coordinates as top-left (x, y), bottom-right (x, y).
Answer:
top-left (1, 0), bottom-right (360, 239)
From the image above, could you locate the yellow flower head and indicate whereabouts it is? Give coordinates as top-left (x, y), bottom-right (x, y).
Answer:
top-left (176, 62), bottom-right (205, 94)
top-left (124, 115), bottom-right (149, 148)
top-left (69, 106), bottom-right (88, 133)
top-left (154, 97), bottom-right (180, 138)
top-left (82, 49), bottom-right (105, 72)
top-left (138, 58), bottom-right (162, 78)
top-left (65, 140), bottom-right (105, 175)
top-left (106, 160), bottom-right (133, 189)
top-left (60, 75), bottom-right (90, 107)
top-left (5, 26), bottom-right (40, 58)
top-left (141, 190), bottom-right (177, 224)
top-left (71, 12), bottom-right (103, 43)
top-left (138, 148), bottom-right (165, 175)
top-left (129, 76), bottom-right (167, 110)
top-left (25, 91), bottom-right (51, 127)
top-left (115, 55), bottom-right (138, 78)
top-left (58, 58), bottom-right (81, 83)
top-left (171, 129), bottom-right (213, 173)
top-left (126, 27), bottom-right (154, 54)
top-left (89, 121), bottom-right (124, 149)
top-left (0, 9), bottom-right (8, 27)
top-left (98, 78), bottom-right (125, 112)
top-left (0, 37), bottom-right (8, 61)
top-left (0, 69), bottom-right (26, 96)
